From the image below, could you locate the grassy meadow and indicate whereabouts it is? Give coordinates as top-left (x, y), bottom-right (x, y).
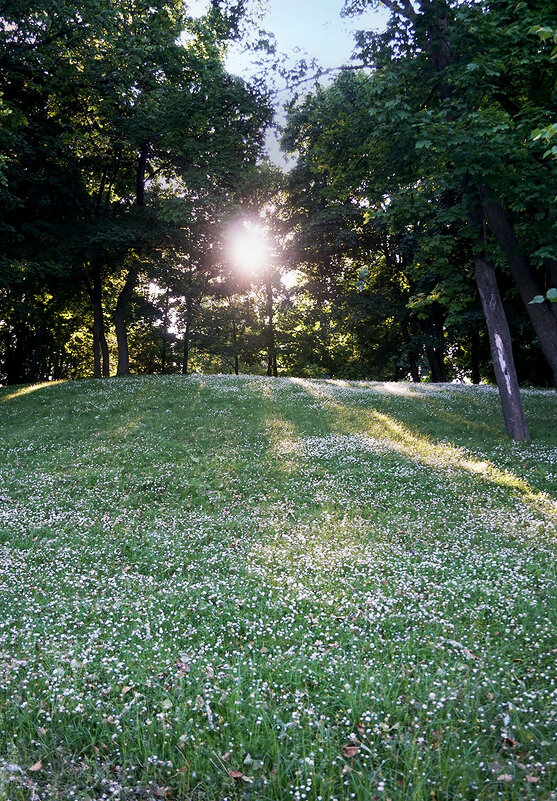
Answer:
top-left (0, 375), bottom-right (556, 801)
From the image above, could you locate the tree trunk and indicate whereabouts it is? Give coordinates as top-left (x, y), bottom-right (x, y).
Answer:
top-left (401, 323), bottom-right (420, 381)
top-left (470, 328), bottom-right (481, 385)
top-left (547, 257), bottom-right (557, 289)
top-left (86, 264), bottom-right (110, 378)
top-left (92, 297), bottom-right (104, 378)
top-left (481, 191), bottom-right (557, 385)
top-left (425, 346), bottom-right (446, 382)
top-left (466, 198), bottom-right (529, 440)
top-left (232, 317), bottom-right (239, 375)
top-left (51, 355), bottom-right (58, 381)
top-left (136, 141), bottom-right (148, 209)
top-left (265, 276), bottom-right (278, 377)
top-left (100, 329), bottom-right (109, 377)
top-left (114, 142), bottom-right (148, 377)
top-left (28, 322), bottom-right (46, 383)
top-left (92, 300), bottom-right (110, 378)
top-left (5, 321), bottom-right (27, 385)
top-left (423, 307), bottom-right (447, 382)
top-left (182, 304), bottom-right (192, 375)
top-left (408, 350), bottom-right (420, 382)
top-left (92, 306), bottom-right (101, 378)
top-left (114, 267), bottom-right (138, 376)
top-left (161, 287), bottom-right (170, 375)
top-left (473, 250), bottom-right (529, 441)
top-left (544, 211), bottom-right (557, 288)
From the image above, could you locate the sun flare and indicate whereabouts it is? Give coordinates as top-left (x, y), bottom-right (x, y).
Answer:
top-left (228, 222), bottom-right (269, 275)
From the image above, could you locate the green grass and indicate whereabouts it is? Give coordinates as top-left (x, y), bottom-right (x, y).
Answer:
top-left (0, 375), bottom-right (556, 801)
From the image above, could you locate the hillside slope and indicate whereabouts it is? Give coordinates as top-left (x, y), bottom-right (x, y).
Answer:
top-left (1, 376), bottom-right (556, 801)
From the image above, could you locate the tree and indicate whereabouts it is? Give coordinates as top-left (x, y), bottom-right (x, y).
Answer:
top-left (343, 0), bottom-right (557, 421)
top-left (0, 0), bottom-right (272, 381)
top-left (282, 71), bottom-right (484, 383)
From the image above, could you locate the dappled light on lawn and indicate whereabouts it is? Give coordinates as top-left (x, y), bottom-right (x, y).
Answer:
top-left (323, 379), bottom-right (419, 396)
top-left (291, 377), bottom-right (557, 519)
top-left (370, 411), bottom-right (556, 517)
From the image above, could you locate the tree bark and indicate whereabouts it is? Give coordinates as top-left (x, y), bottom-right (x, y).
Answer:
top-left (92, 299), bottom-right (110, 378)
top-left (422, 307), bottom-right (447, 382)
top-left (160, 287), bottom-right (170, 375)
top-left (401, 322), bottom-right (420, 381)
top-left (481, 191), bottom-right (557, 385)
top-left (100, 327), bottom-right (110, 377)
top-left (88, 266), bottom-right (110, 378)
top-left (547, 257), bottom-right (557, 289)
top-left (28, 322), bottom-right (46, 383)
top-left (265, 275), bottom-right (278, 377)
top-left (544, 212), bottom-right (557, 288)
top-left (136, 142), bottom-right (148, 209)
top-left (408, 350), bottom-right (420, 382)
top-left (425, 346), bottom-right (446, 382)
top-left (470, 328), bottom-right (481, 385)
top-left (114, 267), bottom-right (138, 376)
top-left (114, 142), bottom-right (148, 377)
top-left (52, 351), bottom-right (62, 381)
top-left (5, 320), bottom-right (28, 385)
top-left (232, 317), bottom-right (239, 375)
top-left (471, 234), bottom-right (529, 441)
top-left (92, 299), bottom-right (101, 378)
top-left (182, 302), bottom-right (192, 375)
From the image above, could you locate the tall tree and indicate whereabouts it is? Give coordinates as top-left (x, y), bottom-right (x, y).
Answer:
top-left (338, 0), bottom-right (557, 436)
top-left (0, 0), bottom-right (272, 381)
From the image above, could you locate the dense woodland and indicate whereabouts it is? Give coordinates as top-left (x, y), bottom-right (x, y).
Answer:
top-left (1, 2), bottom-right (556, 421)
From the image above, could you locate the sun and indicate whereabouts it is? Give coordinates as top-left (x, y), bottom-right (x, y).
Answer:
top-left (228, 222), bottom-right (269, 275)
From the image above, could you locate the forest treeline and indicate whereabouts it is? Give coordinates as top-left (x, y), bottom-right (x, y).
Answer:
top-left (1, 2), bottom-right (556, 419)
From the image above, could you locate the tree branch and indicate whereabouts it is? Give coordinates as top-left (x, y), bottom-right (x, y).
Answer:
top-left (276, 63), bottom-right (373, 95)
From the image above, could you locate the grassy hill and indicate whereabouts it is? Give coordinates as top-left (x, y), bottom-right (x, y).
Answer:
top-left (0, 375), bottom-right (556, 801)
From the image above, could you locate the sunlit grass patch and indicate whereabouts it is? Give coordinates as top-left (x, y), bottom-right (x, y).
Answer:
top-left (0, 375), bottom-right (556, 801)
top-left (0, 380), bottom-right (68, 403)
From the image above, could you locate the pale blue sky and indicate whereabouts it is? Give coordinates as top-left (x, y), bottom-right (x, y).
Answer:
top-left (190, 1), bottom-right (387, 77)
top-left (188, 1), bottom-right (388, 162)
top-left (235, 0), bottom-right (386, 74)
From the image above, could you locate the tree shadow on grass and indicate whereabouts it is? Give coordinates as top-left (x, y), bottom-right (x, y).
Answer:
top-left (3, 374), bottom-right (555, 531)
top-left (320, 378), bottom-right (557, 445)
top-left (288, 378), bottom-right (557, 524)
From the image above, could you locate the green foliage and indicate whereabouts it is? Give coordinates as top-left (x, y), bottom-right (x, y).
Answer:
top-left (531, 287), bottom-right (557, 304)
top-left (279, 0), bottom-right (557, 387)
top-left (531, 122), bottom-right (557, 159)
top-left (0, 0), bottom-right (272, 382)
top-left (528, 23), bottom-right (557, 160)
top-left (530, 23), bottom-right (557, 58)
top-left (1, 0), bottom-right (556, 386)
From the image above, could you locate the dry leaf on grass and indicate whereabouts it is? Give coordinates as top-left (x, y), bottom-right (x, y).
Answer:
top-left (228, 770), bottom-right (243, 779)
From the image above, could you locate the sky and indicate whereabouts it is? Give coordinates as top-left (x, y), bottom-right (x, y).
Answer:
top-left (228, 0), bottom-right (386, 76)
top-left (188, 0), bottom-right (388, 162)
